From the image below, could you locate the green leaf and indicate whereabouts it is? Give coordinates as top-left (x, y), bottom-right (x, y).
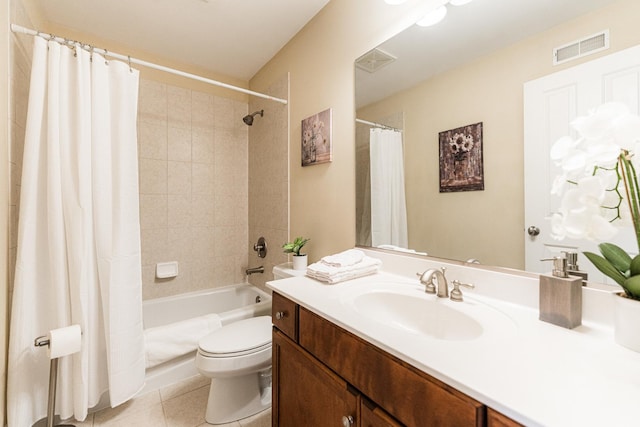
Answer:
top-left (282, 237), bottom-right (310, 256)
top-left (598, 243), bottom-right (632, 272)
top-left (583, 251), bottom-right (627, 286)
top-left (623, 275), bottom-right (640, 299)
top-left (631, 255), bottom-right (640, 276)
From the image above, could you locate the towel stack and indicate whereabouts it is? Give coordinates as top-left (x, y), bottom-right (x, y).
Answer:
top-left (306, 249), bottom-right (382, 284)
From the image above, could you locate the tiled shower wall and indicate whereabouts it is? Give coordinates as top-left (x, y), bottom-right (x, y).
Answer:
top-left (138, 79), bottom-right (250, 300)
top-left (8, 0), bottom-right (33, 306)
top-left (247, 75), bottom-right (290, 288)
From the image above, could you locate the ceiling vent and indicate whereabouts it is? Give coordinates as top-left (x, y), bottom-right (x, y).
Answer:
top-left (553, 30), bottom-right (609, 65)
top-left (356, 48), bottom-right (397, 73)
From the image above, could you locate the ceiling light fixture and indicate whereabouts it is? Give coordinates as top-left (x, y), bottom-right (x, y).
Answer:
top-left (416, 5), bottom-right (448, 27)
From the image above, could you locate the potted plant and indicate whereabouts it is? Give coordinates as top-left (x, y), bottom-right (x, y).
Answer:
top-left (550, 102), bottom-right (640, 352)
top-left (282, 237), bottom-right (310, 271)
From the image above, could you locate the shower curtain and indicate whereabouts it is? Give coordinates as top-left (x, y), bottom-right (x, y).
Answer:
top-left (369, 128), bottom-right (408, 248)
top-left (7, 36), bottom-right (145, 426)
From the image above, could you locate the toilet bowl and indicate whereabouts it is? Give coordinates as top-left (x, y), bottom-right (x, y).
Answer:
top-left (196, 315), bottom-right (272, 425)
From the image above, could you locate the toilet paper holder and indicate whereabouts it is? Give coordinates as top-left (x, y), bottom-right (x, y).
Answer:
top-left (34, 334), bottom-right (77, 427)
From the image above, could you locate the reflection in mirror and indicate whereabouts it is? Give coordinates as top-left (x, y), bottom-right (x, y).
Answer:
top-left (355, 0), bottom-right (638, 278)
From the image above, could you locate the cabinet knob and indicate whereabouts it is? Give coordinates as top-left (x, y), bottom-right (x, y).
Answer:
top-left (275, 311), bottom-right (286, 320)
top-left (342, 415), bottom-right (354, 427)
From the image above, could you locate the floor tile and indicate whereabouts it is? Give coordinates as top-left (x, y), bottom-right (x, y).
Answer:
top-left (162, 385), bottom-right (209, 427)
top-left (93, 391), bottom-right (163, 426)
top-left (239, 408), bottom-right (271, 427)
top-left (160, 374), bottom-right (210, 402)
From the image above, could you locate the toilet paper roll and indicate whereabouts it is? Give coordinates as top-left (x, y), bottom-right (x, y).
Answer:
top-left (47, 324), bottom-right (82, 359)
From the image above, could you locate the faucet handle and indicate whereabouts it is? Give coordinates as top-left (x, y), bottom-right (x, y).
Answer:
top-left (450, 280), bottom-right (475, 302)
top-left (416, 272), bottom-right (436, 294)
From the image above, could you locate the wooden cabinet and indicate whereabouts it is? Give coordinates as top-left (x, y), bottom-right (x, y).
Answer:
top-left (272, 292), bottom-right (520, 427)
top-left (272, 329), bottom-right (357, 427)
top-left (487, 408), bottom-right (524, 427)
top-left (361, 398), bottom-right (403, 427)
top-left (272, 292), bottom-right (297, 340)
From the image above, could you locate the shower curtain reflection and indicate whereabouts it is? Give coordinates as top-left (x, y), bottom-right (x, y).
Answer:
top-left (7, 36), bottom-right (145, 426)
top-left (369, 128), bottom-right (408, 248)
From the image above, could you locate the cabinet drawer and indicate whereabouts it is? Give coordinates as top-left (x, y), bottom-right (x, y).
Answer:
top-left (272, 292), bottom-right (298, 341)
top-left (299, 307), bottom-right (485, 427)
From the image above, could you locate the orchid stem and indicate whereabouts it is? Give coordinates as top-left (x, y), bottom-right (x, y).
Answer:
top-left (620, 152), bottom-right (640, 253)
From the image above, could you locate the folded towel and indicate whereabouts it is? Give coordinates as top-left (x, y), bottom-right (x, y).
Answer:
top-left (144, 313), bottom-right (222, 368)
top-left (321, 249), bottom-right (365, 267)
top-left (307, 255), bottom-right (382, 284)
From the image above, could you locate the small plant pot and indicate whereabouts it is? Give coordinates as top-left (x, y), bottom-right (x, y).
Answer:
top-left (613, 292), bottom-right (640, 353)
top-left (292, 254), bottom-right (308, 271)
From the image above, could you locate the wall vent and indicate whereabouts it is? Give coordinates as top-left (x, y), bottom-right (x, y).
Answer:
top-left (553, 30), bottom-right (609, 65)
top-left (356, 48), bottom-right (396, 73)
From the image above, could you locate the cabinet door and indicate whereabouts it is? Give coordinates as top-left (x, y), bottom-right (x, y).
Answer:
top-left (361, 398), bottom-right (403, 427)
top-left (272, 329), bottom-right (357, 427)
top-left (487, 408), bottom-right (523, 427)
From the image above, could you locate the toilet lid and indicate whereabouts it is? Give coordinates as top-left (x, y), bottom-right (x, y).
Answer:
top-left (199, 315), bottom-right (272, 357)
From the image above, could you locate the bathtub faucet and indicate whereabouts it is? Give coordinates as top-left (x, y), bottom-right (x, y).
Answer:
top-left (245, 266), bottom-right (265, 275)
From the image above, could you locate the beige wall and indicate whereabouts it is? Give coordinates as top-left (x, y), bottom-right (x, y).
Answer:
top-left (357, 0), bottom-right (640, 269)
top-left (250, 0), bottom-right (444, 262)
top-left (1, 2), bottom-right (9, 424)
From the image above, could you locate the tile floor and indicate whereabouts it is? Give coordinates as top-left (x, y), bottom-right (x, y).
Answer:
top-left (62, 375), bottom-right (271, 427)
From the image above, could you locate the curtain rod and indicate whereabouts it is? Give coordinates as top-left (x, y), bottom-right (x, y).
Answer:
top-left (10, 24), bottom-right (288, 105)
top-left (356, 118), bottom-right (401, 132)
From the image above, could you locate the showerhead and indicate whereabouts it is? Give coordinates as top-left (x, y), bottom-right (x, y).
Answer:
top-left (242, 110), bottom-right (264, 126)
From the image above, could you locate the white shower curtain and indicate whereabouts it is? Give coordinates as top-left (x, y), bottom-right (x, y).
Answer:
top-left (7, 36), bottom-right (145, 426)
top-left (369, 128), bottom-right (408, 248)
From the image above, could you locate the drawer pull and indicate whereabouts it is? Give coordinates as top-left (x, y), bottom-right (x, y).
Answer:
top-left (275, 311), bottom-right (286, 320)
top-left (342, 415), bottom-right (354, 427)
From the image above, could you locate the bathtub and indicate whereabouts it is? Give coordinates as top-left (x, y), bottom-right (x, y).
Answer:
top-left (139, 283), bottom-right (272, 394)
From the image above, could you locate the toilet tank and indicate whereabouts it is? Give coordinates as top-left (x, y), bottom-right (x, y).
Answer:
top-left (272, 263), bottom-right (306, 280)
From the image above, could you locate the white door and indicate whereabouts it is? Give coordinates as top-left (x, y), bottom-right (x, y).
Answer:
top-left (524, 44), bottom-right (640, 283)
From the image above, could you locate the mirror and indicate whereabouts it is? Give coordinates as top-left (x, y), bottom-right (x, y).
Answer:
top-left (355, 0), bottom-right (629, 272)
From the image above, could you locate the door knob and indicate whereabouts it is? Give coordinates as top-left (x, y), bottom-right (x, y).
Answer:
top-left (342, 415), bottom-right (354, 427)
top-left (527, 226), bottom-right (540, 236)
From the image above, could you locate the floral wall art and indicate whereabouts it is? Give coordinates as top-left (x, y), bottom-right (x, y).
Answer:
top-left (439, 122), bottom-right (484, 192)
top-left (301, 108), bottom-right (332, 166)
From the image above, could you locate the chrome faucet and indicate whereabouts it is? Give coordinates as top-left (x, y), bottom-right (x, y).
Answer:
top-left (417, 267), bottom-right (449, 298)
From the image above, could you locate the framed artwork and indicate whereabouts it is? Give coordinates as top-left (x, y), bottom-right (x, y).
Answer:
top-left (301, 108), bottom-right (332, 166)
top-left (439, 122), bottom-right (484, 193)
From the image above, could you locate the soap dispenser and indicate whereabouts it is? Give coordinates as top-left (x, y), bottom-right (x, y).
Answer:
top-left (562, 251), bottom-right (588, 284)
top-left (539, 256), bottom-right (582, 329)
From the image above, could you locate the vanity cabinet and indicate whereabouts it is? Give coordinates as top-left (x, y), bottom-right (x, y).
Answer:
top-left (272, 292), bottom-right (522, 427)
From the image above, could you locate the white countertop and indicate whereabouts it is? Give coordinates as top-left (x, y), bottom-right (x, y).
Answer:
top-left (266, 251), bottom-right (640, 427)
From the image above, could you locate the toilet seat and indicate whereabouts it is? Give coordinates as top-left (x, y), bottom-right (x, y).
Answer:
top-left (199, 315), bottom-right (272, 358)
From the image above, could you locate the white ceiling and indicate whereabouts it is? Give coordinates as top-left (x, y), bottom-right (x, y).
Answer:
top-left (34, 0), bottom-right (330, 81)
top-left (356, 0), bottom-right (621, 108)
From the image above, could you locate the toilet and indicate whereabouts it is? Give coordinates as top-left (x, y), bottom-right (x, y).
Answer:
top-left (272, 262), bottom-right (307, 280)
top-left (196, 315), bottom-right (273, 424)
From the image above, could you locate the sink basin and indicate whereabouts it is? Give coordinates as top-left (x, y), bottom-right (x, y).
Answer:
top-left (342, 282), bottom-right (516, 342)
top-left (353, 291), bottom-right (483, 340)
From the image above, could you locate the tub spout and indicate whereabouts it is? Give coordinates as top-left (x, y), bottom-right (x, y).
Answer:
top-left (245, 266), bottom-right (264, 275)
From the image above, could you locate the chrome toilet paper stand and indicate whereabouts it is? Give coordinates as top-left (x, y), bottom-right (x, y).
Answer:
top-left (34, 335), bottom-right (76, 427)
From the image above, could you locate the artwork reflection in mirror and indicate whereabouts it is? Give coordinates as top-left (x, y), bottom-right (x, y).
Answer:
top-left (439, 122), bottom-right (484, 193)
